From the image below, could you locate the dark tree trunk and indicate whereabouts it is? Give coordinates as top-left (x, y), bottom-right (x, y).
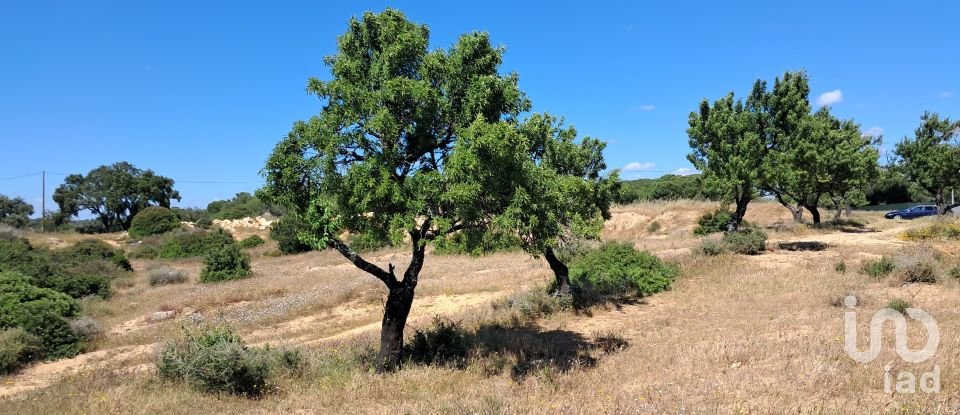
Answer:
top-left (378, 284), bottom-right (415, 372)
top-left (806, 205), bottom-right (821, 224)
top-left (727, 192), bottom-right (750, 232)
top-left (775, 193), bottom-right (803, 223)
top-left (544, 246), bottom-right (570, 296)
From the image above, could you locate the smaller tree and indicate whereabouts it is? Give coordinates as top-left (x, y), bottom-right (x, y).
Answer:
top-left (687, 92), bottom-right (765, 231)
top-left (129, 206), bottom-right (181, 238)
top-left (0, 195), bottom-right (34, 229)
top-left (53, 162), bottom-right (181, 232)
top-left (895, 112), bottom-right (960, 214)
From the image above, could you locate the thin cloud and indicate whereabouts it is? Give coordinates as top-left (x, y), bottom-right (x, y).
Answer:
top-left (864, 127), bottom-right (884, 137)
top-left (938, 91), bottom-right (954, 98)
top-left (671, 168), bottom-right (700, 176)
top-left (623, 162), bottom-right (656, 171)
top-left (630, 104), bottom-right (656, 112)
top-left (816, 89), bottom-right (843, 107)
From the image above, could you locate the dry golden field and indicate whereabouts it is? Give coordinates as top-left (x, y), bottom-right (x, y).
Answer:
top-left (3, 200), bottom-right (960, 414)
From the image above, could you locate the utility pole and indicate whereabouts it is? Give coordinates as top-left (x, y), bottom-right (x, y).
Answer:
top-left (41, 170), bottom-right (45, 232)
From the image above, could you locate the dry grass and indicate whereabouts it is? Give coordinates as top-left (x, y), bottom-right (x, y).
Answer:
top-left (4, 201), bottom-right (960, 413)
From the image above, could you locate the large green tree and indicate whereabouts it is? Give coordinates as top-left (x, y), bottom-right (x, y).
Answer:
top-left (53, 162), bottom-right (181, 232)
top-left (0, 195), bottom-right (34, 229)
top-left (687, 91), bottom-right (765, 231)
top-left (895, 112), bottom-right (960, 214)
top-left (259, 9), bottom-right (531, 371)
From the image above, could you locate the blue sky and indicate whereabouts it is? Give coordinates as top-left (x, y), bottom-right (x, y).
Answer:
top-left (1, 1), bottom-right (958, 212)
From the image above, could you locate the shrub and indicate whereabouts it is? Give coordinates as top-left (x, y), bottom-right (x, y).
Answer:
top-left (646, 220), bottom-right (662, 234)
top-left (149, 267), bottom-right (189, 286)
top-left (270, 216), bottom-right (313, 255)
top-left (0, 327), bottom-right (41, 374)
top-left (64, 239), bottom-right (132, 272)
top-left (157, 324), bottom-right (270, 396)
top-left (433, 229), bottom-right (521, 256)
top-left (238, 235), bottom-right (266, 249)
top-left (892, 248), bottom-right (940, 284)
top-left (900, 221), bottom-right (960, 241)
top-left (693, 209), bottom-right (733, 236)
top-left (949, 267), bottom-right (960, 280)
top-left (405, 317), bottom-right (471, 367)
top-left (569, 242), bottom-right (678, 304)
top-left (863, 256), bottom-right (895, 278)
top-left (69, 317), bottom-right (102, 341)
top-left (199, 244), bottom-right (252, 283)
top-left (0, 237), bottom-right (124, 299)
top-left (491, 286), bottom-right (571, 324)
top-left (129, 207), bottom-right (181, 238)
top-left (698, 237), bottom-right (724, 256)
top-left (155, 228), bottom-right (236, 259)
top-left (887, 298), bottom-right (910, 314)
top-left (835, 261), bottom-right (847, 273)
top-left (721, 227), bottom-right (767, 255)
top-left (345, 232), bottom-right (389, 253)
top-left (0, 271), bottom-right (82, 359)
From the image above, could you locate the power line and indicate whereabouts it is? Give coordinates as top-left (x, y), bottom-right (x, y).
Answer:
top-left (9, 171), bottom-right (256, 184)
top-left (0, 172), bottom-right (42, 181)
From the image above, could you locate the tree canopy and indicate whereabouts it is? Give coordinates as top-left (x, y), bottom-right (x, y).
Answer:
top-left (0, 195), bottom-right (34, 229)
top-left (53, 162), bottom-right (181, 232)
top-left (895, 112), bottom-right (960, 214)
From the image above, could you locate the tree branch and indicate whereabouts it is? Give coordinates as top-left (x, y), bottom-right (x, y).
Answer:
top-left (328, 236), bottom-right (399, 288)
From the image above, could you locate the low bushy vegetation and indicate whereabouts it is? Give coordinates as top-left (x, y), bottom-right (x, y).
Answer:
top-left (887, 298), bottom-right (910, 314)
top-left (646, 220), bottom-right (662, 234)
top-left (199, 244), bottom-right (252, 283)
top-left (617, 174), bottom-right (706, 204)
top-left (490, 286), bottom-right (571, 325)
top-left (892, 247), bottom-right (941, 284)
top-left (569, 242), bottom-right (678, 305)
top-left (132, 228), bottom-right (236, 259)
top-left (433, 229), bottom-right (522, 256)
top-left (238, 235), bottom-right (266, 249)
top-left (900, 221), bottom-right (960, 241)
top-left (345, 232), bottom-right (389, 253)
top-left (835, 261), bottom-right (847, 273)
top-left (0, 236), bottom-right (131, 299)
top-left (128, 206), bottom-right (181, 238)
top-left (862, 256), bottom-right (895, 278)
top-left (148, 267), bottom-right (189, 286)
top-left (269, 216), bottom-right (313, 255)
top-left (0, 327), bottom-right (41, 374)
top-left (720, 227), bottom-right (767, 255)
top-left (0, 272), bottom-right (83, 363)
top-left (405, 317), bottom-right (472, 367)
top-left (207, 192), bottom-right (282, 220)
top-left (157, 325), bottom-right (273, 396)
top-left (693, 209), bottom-right (733, 235)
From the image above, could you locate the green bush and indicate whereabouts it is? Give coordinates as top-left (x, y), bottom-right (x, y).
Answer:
top-left (157, 325), bottom-right (270, 396)
top-left (148, 267), bottom-right (189, 286)
top-left (199, 244), bottom-right (252, 283)
top-left (270, 216), bottom-right (313, 255)
top-left (238, 235), bottom-right (266, 249)
top-left (345, 232), bottom-right (389, 253)
top-left (64, 239), bottom-right (132, 272)
top-left (491, 286), bottom-right (571, 324)
top-left (863, 256), bottom-right (895, 278)
top-left (405, 317), bottom-right (471, 367)
top-left (0, 327), bottom-right (41, 374)
top-left (569, 242), bottom-right (678, 304)
top-left (949, 266), bottom-right (960, 280)
top-left (129, 207), bottom-right (181, 238)
top-left (646, 221), bottom-right (662, 234)
top-left (433, 229), bottom-right (522, 256)
top-left (0, 237), bottom-right (127, 299)
top-left (887, 298), bottom-right (910, 314)
top-left (693, 209), bottom-right (733, 236)
top-left (892, 248), bottom-right (940, 284)
top-left (720, 227), bottom-right (767, 255)
top-left (154, 229), bottom-right (235, 259)
top-left (698, 237), bottom-right (724, 256)
top-left (0, 272), bottom-right (82, 360)
top-left (835, 261), bottom-right (847, 273)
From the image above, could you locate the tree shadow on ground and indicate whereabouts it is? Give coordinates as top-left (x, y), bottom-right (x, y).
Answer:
top-left (778, 241), bottom-right (830, 251)
top-left (405, 319), bottom-right (628, 381)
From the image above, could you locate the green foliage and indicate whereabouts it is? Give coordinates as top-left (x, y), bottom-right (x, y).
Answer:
top-left (865, 168), bottom-right (931, 205)
top-left (199, 244), bottom-right (252, 283)
top-left (693, 209), bottom-right (733, 235)
top-left (617, 174), bottom-right (705, 204)
top-left (237, 235), bottom-right (266, 249)
top-left (0, 327), bottom-right (41, 374)
top-left (895, 112), bottom-right (960, 213)
top-left (157, 325), bottom-right (270, 396)
top-left (152, 228), bottom-right (235, 259)
top-left (887, 298), bottom-right (910, 314)
top-left (863, 256), bottom-right (895, 278)
top-left (268, 216), bottom-right (313, 255)
top-left (405, 317), bottom-right (471, 367)
top-left (569, 242), bottom-right (678, 303)
top-left (344, 232), bottom-right (388, 253)
top-left (646, 221), bottom-right (662, 234)
top-left (52, 162), bottom-right (181, 232)
top-left (698, 237), bottom-right (725, 256)
top-left (432, 229), bottom-right (521, 256)
top-left (0, 237), bottom-right (129, 299)
top-left (148, 267), bottom-right (189, 286)
top-left (207, 192), bottom-right (280, 220)
top-left (720, 227), bottom-right (767, 255)
top-left (0, 272), bottom-right (81, 360)
top-left (892, 248), bottom-right (940, 284)
top-left (948, 266), bottom-right (960, 280)
top-left (490, 286), bottom-right (571, 324)
top-left (129, 206), bottom-right (181, 238)
top-left (0, 195), bottom-right (34, 229)
top-left (171, 207), bottom-right (210, 223)
top-left (835, 261), bottom-right (847, 273)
